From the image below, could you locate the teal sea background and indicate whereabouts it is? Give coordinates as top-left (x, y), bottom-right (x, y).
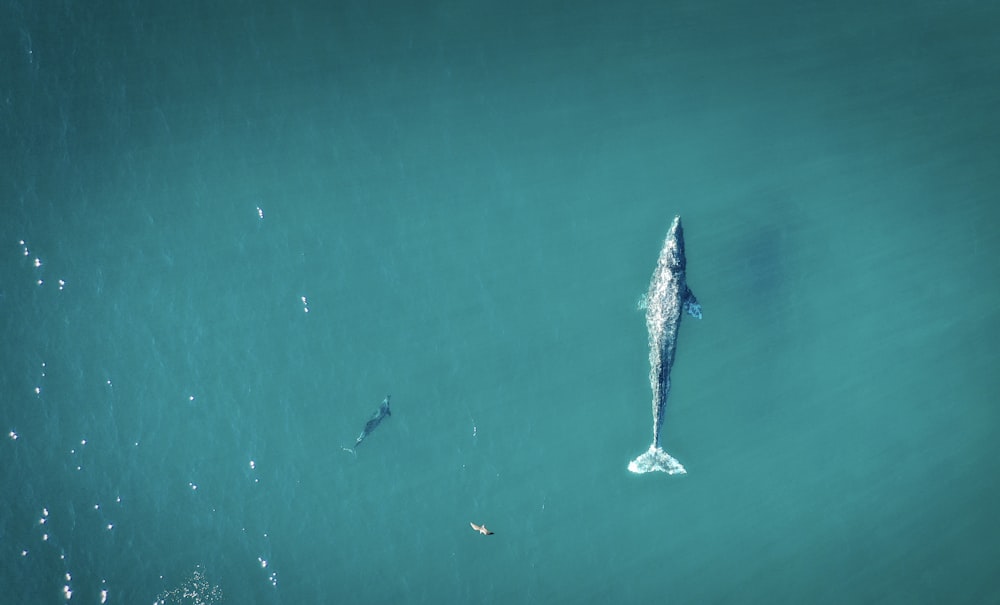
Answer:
top-left (2, 1), bottom-right (999, 603)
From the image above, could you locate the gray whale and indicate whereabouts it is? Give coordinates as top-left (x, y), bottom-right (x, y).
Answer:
top-left (629, 216), bottom-right (701, 475)
top-left (350, 395), bottom-right (391, 452)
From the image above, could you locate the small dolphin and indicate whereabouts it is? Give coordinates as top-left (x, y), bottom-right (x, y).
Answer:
top-left (345, 395), bottom-right (391, 453)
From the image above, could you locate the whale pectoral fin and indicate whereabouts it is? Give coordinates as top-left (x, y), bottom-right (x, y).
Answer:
top-left (683, 289), bottom-right (702, 319)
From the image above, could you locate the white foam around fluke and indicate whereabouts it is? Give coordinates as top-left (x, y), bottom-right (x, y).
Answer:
top-left (628, 445), bottom-right (686, 475)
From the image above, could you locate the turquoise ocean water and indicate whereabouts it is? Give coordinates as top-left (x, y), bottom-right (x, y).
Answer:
top-left (2, 1), bottom-right (999, 603)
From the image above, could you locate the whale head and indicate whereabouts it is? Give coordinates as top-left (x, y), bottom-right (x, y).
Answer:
top-left (664, 215), bottom-right (686, 270)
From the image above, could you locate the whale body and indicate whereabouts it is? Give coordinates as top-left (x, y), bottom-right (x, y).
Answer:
top-left (628, 216), bottom-right (701, 475)
top-left (351, 395), bottom-right (391, 451)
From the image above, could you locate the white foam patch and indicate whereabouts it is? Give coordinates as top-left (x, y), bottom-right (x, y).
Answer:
top-left (628, 445), bottom-right (686, 475)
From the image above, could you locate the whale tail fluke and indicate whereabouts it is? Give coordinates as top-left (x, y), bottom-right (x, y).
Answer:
top-left (628, 445), bottom-right (686, 475)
